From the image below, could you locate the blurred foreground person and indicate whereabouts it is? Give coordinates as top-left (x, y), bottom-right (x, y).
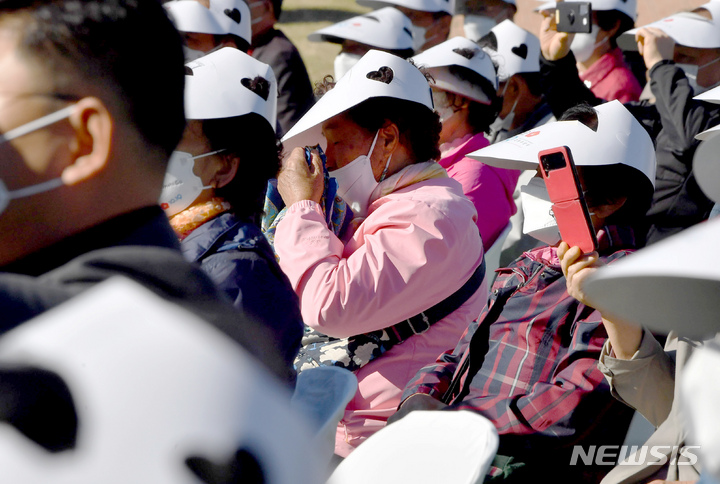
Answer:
top-left (160, 47), bottom-right (303, 369)
top-left (0, 0), bottom-right (288, 381)
top-left (277, 50), bottom-right (486, 456)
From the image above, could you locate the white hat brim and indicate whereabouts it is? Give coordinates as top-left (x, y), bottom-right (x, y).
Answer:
top-left (583, 217), bottom-right (720, 338)
top-left (467, 100), bottom-right (656, 186)
top-left (618, 12), bottom-right (720, 51)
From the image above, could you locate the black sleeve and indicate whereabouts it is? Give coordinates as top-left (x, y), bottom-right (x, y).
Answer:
top-left (539, 52), bottom-right (602, 118)
top-left (649, 60), bottom-right (720, 157)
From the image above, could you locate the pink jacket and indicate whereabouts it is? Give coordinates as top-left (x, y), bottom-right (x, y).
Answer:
top-left (579, 47), bottom-right (642, 103)
top-left (439, 133), bottom-right (520, 250)
top-left (276, 176), bottom-right (486, 456)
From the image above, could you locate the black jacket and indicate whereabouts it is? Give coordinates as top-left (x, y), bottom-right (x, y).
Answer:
top-left (0, 206), bottom-right (292, 383)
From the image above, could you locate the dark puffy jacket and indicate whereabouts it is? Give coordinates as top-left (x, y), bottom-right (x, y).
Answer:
top-left (181, 212), bottom-right (304, 368)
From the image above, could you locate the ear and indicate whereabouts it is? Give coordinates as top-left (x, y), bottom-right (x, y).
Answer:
top-left (61, 97), bottom-right (113, 186)
top-left (213, 155), bottom-right (240, 189)
top-left (378, 121), bottom-right (400, 159)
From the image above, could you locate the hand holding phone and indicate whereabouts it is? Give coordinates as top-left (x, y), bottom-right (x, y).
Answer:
top-left (555, 2), bottom-right (592, 34)
top-left (538, 146), bottom-right (597, 253)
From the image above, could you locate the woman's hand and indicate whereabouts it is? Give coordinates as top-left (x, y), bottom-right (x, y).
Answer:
top-left (277, 147), bottom-right (325, 207)
top-left (557, 241), bottom-right (604, 308)
top-left (539, 14), bottom-right (574, 61)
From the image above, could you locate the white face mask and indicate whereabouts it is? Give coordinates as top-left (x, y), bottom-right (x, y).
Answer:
top-left (329, 131), bottom-right (391, 217)
top-left (333, 52), bottom-right (361, 80)
top-left (159, 149), bottom-right (225, 217)
top-left (183, 45), bottom-right (206, 63)
top-left (463, 15), bottom-right (497, 42)
top-left (570, 25), bottom-right (607, 63)
top-left (0, 104), bottom-right (77, 216)
top-left (519, 177), bottom-right (561, 246)
top-left (678, 57), bottom-right (720, 95)
top-left (410, 23), bottom-right (428, 52)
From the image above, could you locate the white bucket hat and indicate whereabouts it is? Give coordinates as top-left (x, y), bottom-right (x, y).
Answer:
top-left (308, 7), bottom-right (414, 51)
top-left (412, 36), bottom-right (497, 104)
top-left (581, 217), bottom-right (720, 338)
top-left (356, 0), bottom-right (454, 15)
top-left (485, 19), bottom-right (541, 81)
top-left (282, 49), bottom-right (433, 153)
top-left (618, 4), bottom-right (720, 51)
top-left (467, 100), bottom-right (656, 187)
top-left (535, 0), bottom-right (637, 20)
top-left (184, 47), bottom-right (278, 132)
top-left (165, 0), bottom-right (252, 46)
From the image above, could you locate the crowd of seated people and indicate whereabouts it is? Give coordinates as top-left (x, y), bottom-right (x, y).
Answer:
top-left (1, 0), bottom-right (720, 483)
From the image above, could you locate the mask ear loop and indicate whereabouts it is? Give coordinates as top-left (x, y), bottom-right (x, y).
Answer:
top-left (368, 130), bottom-right (393, 183)
top-left (190, 149), bottom-right (227, 190)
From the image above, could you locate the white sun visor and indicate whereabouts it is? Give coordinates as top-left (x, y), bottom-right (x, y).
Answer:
top-left (486, 20), bottom-right (541, 81)
top-left (356, 0), bottom-right (454, 14)
top-left (209, 0), bottom-right (252, 45)
top-left (582, 217), bottom-right (720, 338)
top-left (412, 36), bottom-right (498, 103)
top-left (308, 7), bottom-right (413, 51)
top-left (282, 49), bottom-right (433, 153)
top-left (535, 0), bottom-right (637, 19)
top-left (467, 100), bottom-right (656, 186)
top-left (692, 134), bottom-right (720, 204)
top-left (165, 0), bottom-right (226, 35)
top-left (618, 11), bottom-right (720, 51)
top-left (184, 48), bottom-right (277, 131)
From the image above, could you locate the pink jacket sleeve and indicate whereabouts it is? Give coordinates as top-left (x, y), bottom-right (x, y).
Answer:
top-left (275, 192), bottom-right (483, 338)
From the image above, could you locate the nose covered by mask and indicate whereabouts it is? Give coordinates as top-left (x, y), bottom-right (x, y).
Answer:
top-left (329, 131), bottom-right (392, 217)
top-left (0, 104), bottom-right (78, 216)
top-left (519, 177), bottom-right (562, 246)
top-left (334, 52), bottom-right (362, 80)
top-left (432, 90), bottom-right (458, 123)
top-left (159, 149), bottom-right (225, 217)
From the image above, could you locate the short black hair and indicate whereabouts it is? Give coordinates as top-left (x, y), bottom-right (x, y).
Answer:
top-left (0, 0), bottom-right (186, 159)
top-left (203, 113), bottom-right (281, 224)
top-left (560, 103), bottom-right (653, 239)
top-left (214, 33), bottom-right (250, 53)
top-left (270, 0), bottom-right (282, 19)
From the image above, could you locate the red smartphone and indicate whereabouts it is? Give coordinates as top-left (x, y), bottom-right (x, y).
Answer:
top-left (538, 146), bottom-right (597, 253)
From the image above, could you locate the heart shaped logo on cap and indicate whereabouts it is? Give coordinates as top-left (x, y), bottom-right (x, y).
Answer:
top-left (366, 66), bottom-right (394, 84)
top-left (241, 77), bottom-right (270, 101)
top-left (224, 8), bottom-right (242, 24)
top-left (511, 43), bottom-right (528, 59)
